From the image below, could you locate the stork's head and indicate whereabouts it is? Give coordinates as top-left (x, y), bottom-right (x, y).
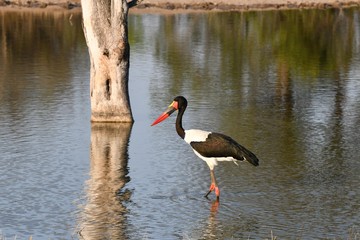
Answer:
top-left (151, 96), bottom-right (187, 126)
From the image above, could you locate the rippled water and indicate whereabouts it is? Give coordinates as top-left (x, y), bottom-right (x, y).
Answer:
top-left (1, 8), bottom-right (360, 239)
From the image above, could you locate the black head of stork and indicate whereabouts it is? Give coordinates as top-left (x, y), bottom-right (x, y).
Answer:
top-left (151, 96), bottom-right (187, 139)
top-left (151, 96), bottom-right (259, 201)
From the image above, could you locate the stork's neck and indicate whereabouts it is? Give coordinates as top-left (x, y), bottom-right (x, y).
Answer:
top-left (176, 106), bottom-right (185, 139)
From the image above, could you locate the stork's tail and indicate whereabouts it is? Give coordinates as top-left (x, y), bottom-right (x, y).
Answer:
top-left (237, 143), bottom-right (259, 166)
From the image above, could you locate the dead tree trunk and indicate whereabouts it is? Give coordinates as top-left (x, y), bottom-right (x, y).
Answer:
top-left (82, 0), bottom-right (137, 122)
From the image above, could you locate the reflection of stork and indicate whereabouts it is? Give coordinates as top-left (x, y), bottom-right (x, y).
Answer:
top-left (151, 96), bottom-right (259, 201)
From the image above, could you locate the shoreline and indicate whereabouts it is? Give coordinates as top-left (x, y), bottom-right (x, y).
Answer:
top-left (0, 0), bottom-right (359, 13)
top-left (135, 0), bottom-right (360, 12)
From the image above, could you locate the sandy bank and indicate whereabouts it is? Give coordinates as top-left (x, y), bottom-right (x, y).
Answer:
top-left (136, 0), bottom-right (360, 12)
top-left (0, 0), bottom-right (359, 12)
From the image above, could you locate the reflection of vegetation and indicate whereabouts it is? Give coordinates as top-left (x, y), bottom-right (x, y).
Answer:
top-left (0, 11), bottom-right (86, 103)
top-left (128, 15), bottom-right (146, 50)
top-left (261, 9), bottom-right (354, 78)
top-left (138, 8), bottom-right (357, 113)
top-left (139, 8), bottom-right (356, 85)
top-left (0, 11), bottom-right (85, 62)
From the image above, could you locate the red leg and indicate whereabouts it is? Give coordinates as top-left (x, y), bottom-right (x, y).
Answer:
top-left (204, 170), bottom-right (220, 201)
top-left (205, 182), bottom-right (216, 197)
top-left (215, 186), bottom-right (220, 201)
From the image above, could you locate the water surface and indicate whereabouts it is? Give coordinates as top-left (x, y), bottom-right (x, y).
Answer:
top-left (0, 8), bottom-right (359, 239)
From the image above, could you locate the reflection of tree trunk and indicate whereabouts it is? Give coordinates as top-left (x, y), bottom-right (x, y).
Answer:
top-left (330, 71), bottom-right (345, 157)
top-left (0, 13), bottom-right (4, 102)
top-left (0, 12), bottom-right (8, 77)
top-left (276, 60), bottom-right (293, 119)
top-left (78, 123), bottom-right (133, 239)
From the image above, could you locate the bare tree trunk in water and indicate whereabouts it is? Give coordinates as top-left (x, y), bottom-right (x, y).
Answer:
top-left (82, 0), bottom-right (137, 122)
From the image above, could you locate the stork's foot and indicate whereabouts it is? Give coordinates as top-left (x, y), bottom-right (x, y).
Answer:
top-left (204, 183), bottom-right (220, 201)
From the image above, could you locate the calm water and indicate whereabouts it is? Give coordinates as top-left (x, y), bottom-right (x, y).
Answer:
top-left (0, 8), bottom-right (360, 239)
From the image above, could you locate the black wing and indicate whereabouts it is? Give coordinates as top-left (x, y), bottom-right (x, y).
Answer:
top-left (190, 132), bottom-right (259, 166)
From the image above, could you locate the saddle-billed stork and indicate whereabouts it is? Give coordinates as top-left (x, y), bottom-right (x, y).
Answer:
top-left (151, 96), bottom-right (259, 201)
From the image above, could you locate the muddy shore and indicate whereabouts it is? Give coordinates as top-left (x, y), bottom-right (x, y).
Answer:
top-left (0, 0), bottom-right (359, 12)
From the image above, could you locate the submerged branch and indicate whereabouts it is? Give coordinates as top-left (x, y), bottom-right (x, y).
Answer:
top-left (128, 0), bottom-right (142, 8)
